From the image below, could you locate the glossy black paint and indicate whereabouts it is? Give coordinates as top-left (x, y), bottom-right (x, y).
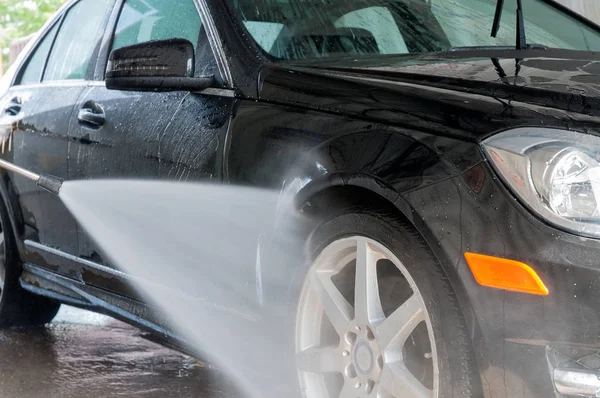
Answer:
top-left (0, 0), bottom-right (598, 397)
top-left (405, 163), bottom-right (600, 396)
top-left (259, 51), bottom-right (600, 141)
top-left (105, 38), bottom-right (215, 92)
top-left (6, 83), bottom-right (84, 257)
top-left (106, 39), bottom-right (196, 79)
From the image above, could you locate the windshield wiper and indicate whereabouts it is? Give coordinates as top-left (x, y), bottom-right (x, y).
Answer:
top-left (449, 44), bottom-right (547, 52)
top-left (515, 0), bottom-right (527, 49)
top-left (491, 0), bottom-right (504, 37)
top-left (491, 0), bottom-right (527, 50)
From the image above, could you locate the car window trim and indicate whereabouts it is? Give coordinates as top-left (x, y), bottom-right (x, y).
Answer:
top-left (83, 0), bottom-right (118, 82)
top-left (11, 0), bottom-right (76, 87)
top-left (93, 0), bottom-right (125, 82)
top-left (13, 14), bottom-right (64, 86)
top-left (42, 0), bottom-right (115, 83)
top-left (10, 80), bottom-right (99, 91)
top-left (13, 79), bottom-right (234, 97)
top-left (195, 0), bottom-right (234, 87)
top-left (14, 0), bottom-right (116, 87)
top-left (40, 11), bottom-right (68, 83)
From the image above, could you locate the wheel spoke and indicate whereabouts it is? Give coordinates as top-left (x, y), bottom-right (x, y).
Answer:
top-left (376, 294), bottom-right (424, 351)
top-left (380, 363), bottom-right (433, 398)
top-left (354, 238), bottom-right (385, 326)
top-left (296, 346), bottom-right (341, 374)
top-left (309, 269), bottom-right (353, 335)
top-left (299, 237), bottom-right (438, 398)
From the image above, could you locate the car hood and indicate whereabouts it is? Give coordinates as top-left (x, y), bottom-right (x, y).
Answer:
top-left (258, 49), bottom-right (600, 140)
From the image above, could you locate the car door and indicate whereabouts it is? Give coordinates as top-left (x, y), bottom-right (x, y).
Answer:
top-left (0, 0), bottom-right (114, 274)
top-left (68, 0), bottom-right (235, 295)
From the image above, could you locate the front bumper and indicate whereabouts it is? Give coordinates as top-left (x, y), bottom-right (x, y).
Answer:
top-left (404, 160), bottom-right (600, 397)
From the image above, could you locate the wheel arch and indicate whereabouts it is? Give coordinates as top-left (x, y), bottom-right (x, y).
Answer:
top-left (295, 178), bottom-right (484, 375)
top-left (294, 174), bottom-right (399, 216)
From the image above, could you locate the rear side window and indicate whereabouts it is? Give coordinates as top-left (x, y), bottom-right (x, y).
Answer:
top-left (43, 0), bottom-right (113, 81)
top-left (18, 23), bottom-right (59, 85)
top-left (111, 0), bottom-right (201, 52)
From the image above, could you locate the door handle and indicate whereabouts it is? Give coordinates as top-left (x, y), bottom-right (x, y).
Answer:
top-left (4, 97), bottom-right (22, 116)
top-left (77, 102), bottom-right (105, 128)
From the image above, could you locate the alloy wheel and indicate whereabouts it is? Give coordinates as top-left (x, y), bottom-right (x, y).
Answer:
top-left (296, 237), bottom-right (438, 398)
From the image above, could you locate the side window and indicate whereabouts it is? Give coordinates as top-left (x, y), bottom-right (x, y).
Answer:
top-left (18, 23), bottom-right (59, 85)
top-left (111, 0), bottom-right (201, 52)
top-left (43, 0), bottom-right (112, 82)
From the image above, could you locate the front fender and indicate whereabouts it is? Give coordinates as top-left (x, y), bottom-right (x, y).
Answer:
top-left (284, 128), bottom-right (480, 212)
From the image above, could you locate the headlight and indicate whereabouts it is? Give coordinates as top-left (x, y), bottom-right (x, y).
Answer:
top-left (482, 127), bottom-right (600, 238)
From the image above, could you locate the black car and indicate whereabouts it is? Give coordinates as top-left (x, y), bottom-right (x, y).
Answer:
top-left (0, 0), bottom-right (599, 396)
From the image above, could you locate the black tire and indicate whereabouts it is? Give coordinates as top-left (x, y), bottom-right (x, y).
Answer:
top-left (0, 199), bottom-right (60, 328)
top-left (287, 207), bottom-right (482, 397)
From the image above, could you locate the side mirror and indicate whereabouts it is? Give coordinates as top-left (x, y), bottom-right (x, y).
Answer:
top-left (105, 39), bottom-right (214, 92)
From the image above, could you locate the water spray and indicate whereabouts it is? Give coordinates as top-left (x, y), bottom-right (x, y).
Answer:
top-left (0, 158), bottom-right (63, 195)
top-left (0, 158), bottom-right (311, 398)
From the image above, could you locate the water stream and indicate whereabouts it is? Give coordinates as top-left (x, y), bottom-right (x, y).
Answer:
top-left (59, 180), bottom-right (308, 398)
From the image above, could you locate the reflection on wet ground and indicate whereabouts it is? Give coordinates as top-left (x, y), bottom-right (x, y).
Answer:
top-left (0, 307), bottom-right (241, 398)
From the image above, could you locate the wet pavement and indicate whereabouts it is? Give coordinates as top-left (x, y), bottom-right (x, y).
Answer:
top-left (0, 306), bottom-right (241, 398)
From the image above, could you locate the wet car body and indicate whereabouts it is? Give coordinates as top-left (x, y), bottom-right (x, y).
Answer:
top-left (0, 0), bottom-right (598, 396)
top-left (245, 52), bottom-right (600, 396)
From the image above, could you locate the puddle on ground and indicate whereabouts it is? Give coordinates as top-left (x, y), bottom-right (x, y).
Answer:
top-left (0, 306), bottom-right (241, 398)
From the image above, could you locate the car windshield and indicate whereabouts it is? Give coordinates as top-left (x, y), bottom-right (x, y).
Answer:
top-left (227, 0), bottom-right (600, 60)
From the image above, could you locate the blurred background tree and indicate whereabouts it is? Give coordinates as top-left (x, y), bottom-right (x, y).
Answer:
top-left (0, 0), bottom-right (66, 71)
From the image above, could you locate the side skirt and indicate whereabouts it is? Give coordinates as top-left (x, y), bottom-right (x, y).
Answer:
top-left (20, 263), bottom-right (191, 354)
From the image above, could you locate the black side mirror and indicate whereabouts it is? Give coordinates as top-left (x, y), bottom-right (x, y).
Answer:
top-left (105, 39), bottom-right (214, 92)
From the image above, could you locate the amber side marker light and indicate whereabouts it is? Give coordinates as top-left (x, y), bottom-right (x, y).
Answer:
top-left (464, 252), bottom-right (549, 296)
